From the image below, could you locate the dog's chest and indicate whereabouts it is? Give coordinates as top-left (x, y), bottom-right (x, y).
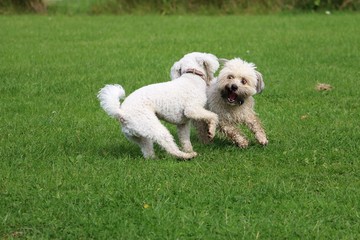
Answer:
top-left (210, 100), bottom-right (252, 124)
top-left (220, 107), bottom-right (245, 123)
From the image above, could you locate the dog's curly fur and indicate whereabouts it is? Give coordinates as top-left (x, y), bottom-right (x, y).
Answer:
top-left (97, 52), bottom-right (219, 159)
top-left (194, 58), bottom-right (268, 148)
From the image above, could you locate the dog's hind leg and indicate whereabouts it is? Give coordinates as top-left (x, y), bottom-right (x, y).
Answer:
top-left (137, 138), bottom-right (155, 159)
top-left (126, 135), bottom-right (155, 159)
top-left (125, 114), bottom-right (196, 160)
top-left (148, 121), bottom-right (197, 160)
top-left (177, 122), bottom-right (195, 153)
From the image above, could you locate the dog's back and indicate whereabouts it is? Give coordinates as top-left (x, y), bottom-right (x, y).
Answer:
top-left (121, 76), bottom-right (207, 124)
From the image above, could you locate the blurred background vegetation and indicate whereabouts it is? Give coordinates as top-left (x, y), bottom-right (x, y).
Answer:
top-left (0, 0), bottom-right (358, 14)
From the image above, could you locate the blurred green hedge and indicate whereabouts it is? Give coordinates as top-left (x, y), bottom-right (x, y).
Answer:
top-left (1, 0), bottom-right (358, 14)
top-left (1, 0), bottom-right (47, 13)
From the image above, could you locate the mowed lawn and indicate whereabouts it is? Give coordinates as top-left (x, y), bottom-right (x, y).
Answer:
top-left (1, 13), bottom-right (359, 239)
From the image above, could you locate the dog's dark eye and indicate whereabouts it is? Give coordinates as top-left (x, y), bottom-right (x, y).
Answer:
top-left (241, 78), bottom-right (247, 85)
top-left (227, 75), bottom-right (234, 80)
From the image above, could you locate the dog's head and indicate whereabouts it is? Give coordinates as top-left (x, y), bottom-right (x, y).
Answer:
top-left (170, 52), bottom-right (219, 84)
top-left (217, 58), bottom-right (264, 106)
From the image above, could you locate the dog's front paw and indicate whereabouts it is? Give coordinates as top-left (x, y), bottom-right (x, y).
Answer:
top-left (259, 139), bottom-right (269, 146)
top-left (207, 123), bottom-right (217, 140)
top-left (182, 143), bottom-right (194, 153)
top-left (236, 139), bottom-right (249, 149)
top-left (256, 133), bottom-right (268, 146)
top-left (207, 129), bottom-right (215, 140)
top-left (181, 151), bottom-right (198, 160)
top-left (258, 138), bottom-right (268, 146)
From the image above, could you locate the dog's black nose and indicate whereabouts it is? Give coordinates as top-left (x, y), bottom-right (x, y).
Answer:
top-left (230, 84), bottom-right (238, 91)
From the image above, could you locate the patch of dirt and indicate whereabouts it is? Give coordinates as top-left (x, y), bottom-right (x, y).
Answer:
top-left (315, 83), bottom-right (333, 91)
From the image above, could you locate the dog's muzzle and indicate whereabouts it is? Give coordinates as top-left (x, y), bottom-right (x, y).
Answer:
top-left (221, 84), bottom-right (245, 105)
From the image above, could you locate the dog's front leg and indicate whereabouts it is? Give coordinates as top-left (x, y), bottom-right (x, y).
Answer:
top-left (177, 122), bottom-right (194, 153)
top-left (192, 120), bottom-right (212, 144)
top-left (184, 107), bottom-right (218, 140)
top-left (220, 124), bottom-right (249, 148)
top-left (244, 115), bottom-right (268, 146)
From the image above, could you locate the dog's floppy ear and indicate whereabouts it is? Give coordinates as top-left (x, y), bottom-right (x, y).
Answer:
top-left (219, 58), bottom-right (229, 65)
top-left (201, 53), bottom-right (220, 82)
top-left (255, 71), bottom-right (265, 93)
top-left (170, 61), bottom-right (181, 80)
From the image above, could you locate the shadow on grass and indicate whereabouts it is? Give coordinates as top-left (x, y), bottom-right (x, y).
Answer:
top-left (94, 142), bottom-right (188, 161)
top-left (96, 142), bottom-right (141, 160)
top-left (200, 136), bottom-right (267, 150)
top-left (93, 134), bottom-right (269, 161)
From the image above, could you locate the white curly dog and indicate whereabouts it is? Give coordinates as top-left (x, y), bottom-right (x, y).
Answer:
top-left (97, 52), bottom-right (219, 159)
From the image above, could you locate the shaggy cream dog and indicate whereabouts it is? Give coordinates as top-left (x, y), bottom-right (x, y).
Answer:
top-left (194, 58), bottom-right (268, 148)
top-left (97, 52), bottom-right (219, 159)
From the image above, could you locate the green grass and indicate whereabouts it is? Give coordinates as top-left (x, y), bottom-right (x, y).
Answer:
top-left (1, 13), bottom-right (360, 239)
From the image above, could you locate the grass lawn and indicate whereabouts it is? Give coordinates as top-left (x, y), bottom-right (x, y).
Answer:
top-left (1, 13), bottom-right (359, 239)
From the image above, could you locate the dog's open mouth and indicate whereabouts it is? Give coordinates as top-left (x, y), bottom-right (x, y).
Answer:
top-left (221, 89), bottom-right (245, 105)
top-left (227, 92), bottom-right (238, 103)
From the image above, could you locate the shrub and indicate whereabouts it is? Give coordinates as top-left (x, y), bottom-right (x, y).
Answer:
top-left (90, 0), bottom-right (359, 14)
top-left (1, 0), bottom-right (358, 14)
top-left (1, 0), bottom-right (47, 13)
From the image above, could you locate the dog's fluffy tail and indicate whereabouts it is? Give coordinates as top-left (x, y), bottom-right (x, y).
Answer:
top-left (97, 84), bottom-right (125, 119)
